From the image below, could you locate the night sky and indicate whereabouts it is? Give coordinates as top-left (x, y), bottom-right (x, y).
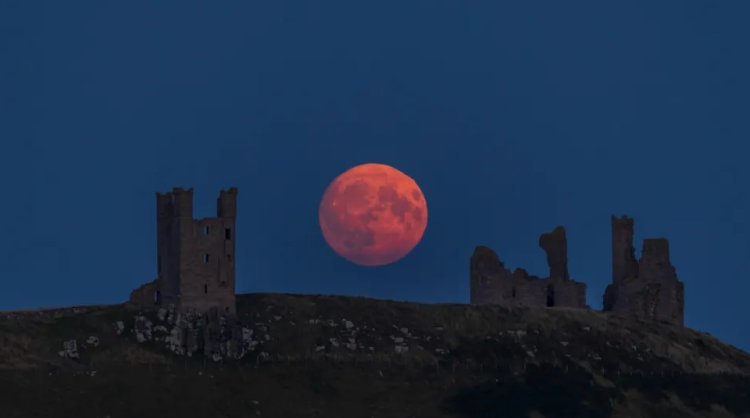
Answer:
top-left (2, 2), bottom-right (748, 352)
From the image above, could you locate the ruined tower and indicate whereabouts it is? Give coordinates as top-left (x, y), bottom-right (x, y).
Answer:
top-left (470, 226), bottom-right (586, 308)
top-left (603, 215), bottom-right (684, 326)
top-left (539, 226), bottom-right (570, 281)
top-left (129, 187), bottom-right (238, 314)
top-left (611, 215), bottom-right (639, 284)
top-left (539, 226), bottom-right (587, 308)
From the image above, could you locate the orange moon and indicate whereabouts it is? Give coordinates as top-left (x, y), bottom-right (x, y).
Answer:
top-left (318, 163), bottom-right (428, 266)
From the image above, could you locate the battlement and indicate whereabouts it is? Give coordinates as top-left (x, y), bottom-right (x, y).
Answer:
top-left (217, 187), bottom-right (238, 218)
top-left (155, 187), bottom-right (194, 219)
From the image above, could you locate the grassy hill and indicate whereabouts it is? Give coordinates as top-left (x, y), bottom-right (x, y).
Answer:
top-left (1, 293), bottom-right (749, 418)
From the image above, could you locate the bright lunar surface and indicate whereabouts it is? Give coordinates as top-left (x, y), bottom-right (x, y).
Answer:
top-left (318, 163), bottom-right (428, 266)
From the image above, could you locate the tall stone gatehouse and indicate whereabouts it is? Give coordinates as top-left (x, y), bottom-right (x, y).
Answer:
top-left (128, 187), bottom-right (238, 314)
top-left (603, 215), bottom-right (684, 326)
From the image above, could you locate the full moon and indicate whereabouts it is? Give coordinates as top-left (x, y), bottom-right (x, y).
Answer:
top-left (319, 163), bottom-right (428, 266)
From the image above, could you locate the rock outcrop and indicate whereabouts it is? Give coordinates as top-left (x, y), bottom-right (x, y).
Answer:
top-left (58, 339), bottom-right (79, 360)
top-left (129, 304), bottom-right (256, 361)
top-left (1, 293), bottom-right (746, 417)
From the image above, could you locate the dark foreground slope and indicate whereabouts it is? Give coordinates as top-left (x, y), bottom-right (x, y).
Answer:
top-left (1, 293), bottom-right (749, 418)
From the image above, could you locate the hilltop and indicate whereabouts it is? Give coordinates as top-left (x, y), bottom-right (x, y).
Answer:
top-left (1, 293), bottom-right (749, 417)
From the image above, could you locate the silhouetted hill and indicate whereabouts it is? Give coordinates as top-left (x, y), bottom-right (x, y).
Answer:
top-left (1, 293), bottom-right (749, 417)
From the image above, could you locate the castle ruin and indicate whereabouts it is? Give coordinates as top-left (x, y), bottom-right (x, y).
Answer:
top-left (470, 226), bottom-right (587, 308)
top-left (128, 187), bottom-right (238, 314)
top-left (603, 215), bottom-right (684, 326)
top-left (470, 216), bottom-right (685, 326)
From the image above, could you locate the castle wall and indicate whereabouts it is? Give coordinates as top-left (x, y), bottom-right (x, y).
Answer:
top-left (549, 278), bottom-right (587, 308)
top-left (509, 272), bottom-right (549, 307)
top-left (178, 216), bottom-right (236, 314)
top-left (470, 246), bottom-right (513, 305)
top-left (177, 188), bottom-right (237, 314)
top-left (638, 239), bottom-right (677, 281)
top-left (607, 278), bottom-right (684, 325)
top-left (469, 226), bottom-right (587, 309)
top-left (156, 189), bottom-right (189, 307)
top-left (127, 279), bottom-right (159, 309)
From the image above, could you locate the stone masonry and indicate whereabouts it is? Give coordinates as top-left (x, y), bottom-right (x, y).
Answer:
top-left (470, 217), bottom-right (685, 326)
top-left (603, 215), bottom-right (684, 326)
top-left (539, 226), bottom-right (570, 281)
top-left (470, 226), bottom-right (587, 309)
top-left (128, 187), bottom-right (238, 314)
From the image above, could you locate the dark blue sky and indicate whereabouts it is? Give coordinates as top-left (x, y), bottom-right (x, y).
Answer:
top-left (2, 2), bottom-right (748, 351)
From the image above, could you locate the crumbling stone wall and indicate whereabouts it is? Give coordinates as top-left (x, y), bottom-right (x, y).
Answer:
top-left (129, 187), bottom-right (238, 314)
top-left (127, 279), bottom-right (159, 309)
top-left (611, 215), bottom-right (639, 284)
top-left (603, 216), bottom-right (684, 326)
top-left (509, 269), bottom-right (549, 307)
top-left (539, 226), bottom-right (569, 281)
top-left (550, 279), bottom-right (587, 308)
top-left (470, 246), bottom-right (512, 305)
top-left (470, 226), bottom-right (587, 309)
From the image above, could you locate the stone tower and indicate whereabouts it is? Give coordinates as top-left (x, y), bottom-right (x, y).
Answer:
top-left (611, 215), bottom-right (639, 284)
top-left (603, 215), bottom-right (684, 326)
top-left (129, 187), bottom-right (238, 314)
